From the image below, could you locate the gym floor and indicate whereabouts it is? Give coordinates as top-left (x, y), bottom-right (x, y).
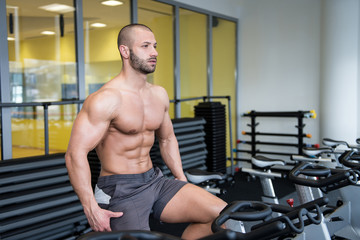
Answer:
top-left (149, 171), bottom-right (298, 237)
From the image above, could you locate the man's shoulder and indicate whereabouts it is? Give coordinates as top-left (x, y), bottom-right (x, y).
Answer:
top-left (88, 87), bottom-right (120, 103)
top-left (83, 87), bottom-right (121, 115)
top-left (148, 84), bottom-right (168, 97)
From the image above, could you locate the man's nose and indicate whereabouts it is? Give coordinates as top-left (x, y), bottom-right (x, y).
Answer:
top-left (151, 47), bottom-right (158, 57)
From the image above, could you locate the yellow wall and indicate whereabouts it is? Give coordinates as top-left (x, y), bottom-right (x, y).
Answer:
top-left (88, 28), bottom-right (121, 63)
top-left (213, 19), bottom-right (237, 158)
top-left (140, 15), bottom-right (175, 117)
top-left (180, 12), bottom-right (208, 117)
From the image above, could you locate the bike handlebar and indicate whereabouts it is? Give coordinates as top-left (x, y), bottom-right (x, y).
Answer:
top-left (339, 150), bottom-right (360, 169)
top-left (289, 162), bottom-right (358, 193)
top-left (212, 201), bottom-right (272, 231)
top-left (211, 199), bottom-right (326, 240)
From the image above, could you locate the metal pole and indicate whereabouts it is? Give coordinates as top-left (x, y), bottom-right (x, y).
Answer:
top-left (74, 0), bottom-right (85, 112)
top-left (131, 0), bottom-right (138, 23)
top-left (227, 96), bottom-right (234, 176)
top-left (44, 104), bottom-right (49, 155)
top-left (173, 6), bottom-right (181, 118)
top-left (207, 15), bottom-right (213, 97)
top-left (0, 0), bottom-right (13, 160)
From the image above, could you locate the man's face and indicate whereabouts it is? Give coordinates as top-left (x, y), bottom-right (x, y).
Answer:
top-left (129, 49), bottom-right (156, 74)
top-left (129, 29), bottom-right (158, 74)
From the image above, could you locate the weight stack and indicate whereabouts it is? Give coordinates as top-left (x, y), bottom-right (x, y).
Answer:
top-left (151, 117), bottom-right (208, 177)
top-left (194, 102), bottom-right (227, 173)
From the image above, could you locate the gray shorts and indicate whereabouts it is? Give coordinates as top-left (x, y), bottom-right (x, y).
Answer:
top-left (94, 167), bottom-right (187, 231)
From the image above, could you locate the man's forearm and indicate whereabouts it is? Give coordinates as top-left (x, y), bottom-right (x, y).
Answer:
top-left (65, 152), bottom-right (98, 210)
top-left (65, 152), bottom-right (123, 231)
top-left (159, 137), bottom-right (186, 180)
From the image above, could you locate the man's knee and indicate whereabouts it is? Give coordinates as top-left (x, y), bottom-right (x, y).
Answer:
top-left (200, 200), bottom-right (227, 224)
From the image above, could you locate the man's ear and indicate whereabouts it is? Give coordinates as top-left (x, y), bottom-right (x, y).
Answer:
top-left (119, 45), bottom-right (130, 59)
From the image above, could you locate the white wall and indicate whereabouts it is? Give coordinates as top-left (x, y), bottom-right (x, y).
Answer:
top-left (320, 0), bottom-right (360, 144)
top-left (238, 0), bottom-right (322, 159)
top-left (175, 0), bottom-right (360, 157)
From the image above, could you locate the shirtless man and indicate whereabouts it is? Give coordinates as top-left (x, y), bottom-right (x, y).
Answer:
top-left (65, 24), bottom-right (227, 239)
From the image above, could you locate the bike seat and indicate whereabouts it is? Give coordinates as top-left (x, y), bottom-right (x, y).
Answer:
top-left (252, 155), bottom-right (285, 169)
top-left (322, 138), bottom-right (347, 147)
top-left (302, 147), bottom-right (332, 156)
top-left (185, 169), bottom-right (224, 184)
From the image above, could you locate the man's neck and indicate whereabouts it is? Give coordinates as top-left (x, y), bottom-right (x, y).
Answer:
top-left (119, 68), bottom-right (148, 90)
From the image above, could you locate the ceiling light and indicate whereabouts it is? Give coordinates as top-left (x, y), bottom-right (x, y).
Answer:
top-left (7, 37), bottom-right (15, 41)
top-left (41, 31), bottom-right (55, 35)
top-left (101, 0), bottom-right (123, 6)
top-left (39, 3), bottom-right (75, 13)
top-left (91, 23), bottom-right (107, 28)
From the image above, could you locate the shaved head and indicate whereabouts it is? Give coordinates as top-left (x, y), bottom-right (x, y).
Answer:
top-left (117, 24), bottom-right (153, 51)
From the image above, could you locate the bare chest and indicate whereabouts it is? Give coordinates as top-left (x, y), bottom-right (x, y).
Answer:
top-left (110, 95), bottom-right (165, 134)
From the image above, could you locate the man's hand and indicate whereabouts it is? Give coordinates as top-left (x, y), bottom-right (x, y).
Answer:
top-left (175, 174), bottom-right (188, 182)
top-left (85, 207), bottom-right (123, 232)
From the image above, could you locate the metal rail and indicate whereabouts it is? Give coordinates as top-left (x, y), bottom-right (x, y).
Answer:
top-left (0, 97), bottom-right (235, 177)
top-left (0, 100), bottom-right (84, 157)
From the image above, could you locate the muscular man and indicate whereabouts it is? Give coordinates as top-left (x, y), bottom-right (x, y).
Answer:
top-left (65, 24), bottom-right (227, 239)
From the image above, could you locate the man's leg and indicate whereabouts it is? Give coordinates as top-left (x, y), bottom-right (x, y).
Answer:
top-left (159, 183), bottom-right (227, 240)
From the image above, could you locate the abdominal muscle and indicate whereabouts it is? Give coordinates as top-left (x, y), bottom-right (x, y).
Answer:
top-left (95, 129), bottom-right (155, 176)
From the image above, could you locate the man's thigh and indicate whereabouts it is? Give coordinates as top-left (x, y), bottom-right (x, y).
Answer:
top-left (159, 183), bottom-right (227, 224)
top-left (108, 194), bottom-right (154, 231)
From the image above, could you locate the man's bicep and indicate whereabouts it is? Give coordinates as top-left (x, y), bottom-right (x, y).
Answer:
top-left (68, 110), bottom-right (109, 153)
top-left (155, 87), bottom-right (175, 141)
top-left (156, 112), bottom-right (175, 142)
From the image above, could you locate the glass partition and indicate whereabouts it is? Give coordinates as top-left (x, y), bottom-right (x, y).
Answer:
top-left (212, 18), bottom-right (236, 157)
top-left (2, 0), bottom-right (237, 160)
top-left (179, 9), bottom-right (207, 117)
top-left (83, 0), bottom-right (131, 96)
top-left (7, 0), bottom-right (77, 102)
top-left (11, 106), bottom-right (45, 158)
top-left (48, 104), bottom-right (77, 154)
top-left (7, 0), bottom-right (76, 158)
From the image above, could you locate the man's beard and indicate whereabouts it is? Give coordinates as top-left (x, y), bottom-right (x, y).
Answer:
top-left (129, 49), bottom-right (156, 74)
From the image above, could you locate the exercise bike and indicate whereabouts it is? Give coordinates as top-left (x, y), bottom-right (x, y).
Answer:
top-left (238, 154), bottom-right (335, 239)
top-left (289, 158), bottom-right (360, 239)
top-left (240, 155), bottom-right (286, 205)
top-left (291, 137), bottom-right (360, 168)
top-left (184, 168), bottom-right (227, 196)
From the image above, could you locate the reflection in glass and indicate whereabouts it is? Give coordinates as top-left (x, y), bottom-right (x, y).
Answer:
top-left (48, 104), bottom-right (77, 154)
top-left (7, 0), bottom-right (76, 158)
top-left (11, 106), bottom-right (45, 158)
top-left (7, 0), bottom-right (77, 103)
top-left (83, 0), bottom-right (130, 96)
